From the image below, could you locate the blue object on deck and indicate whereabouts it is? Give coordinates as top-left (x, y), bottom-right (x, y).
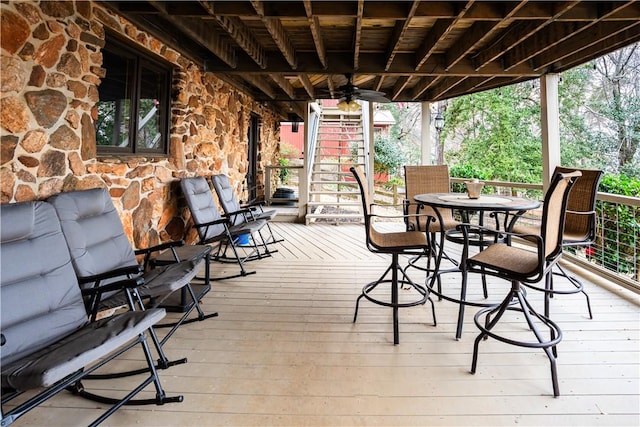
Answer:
top-left (237, 233), bottom-right (250, 245)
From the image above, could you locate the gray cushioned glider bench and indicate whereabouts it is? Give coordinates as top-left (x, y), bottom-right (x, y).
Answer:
top-left (47, 188), bottom-right (217, 379)
top-left (1, 201), bottom-right (181, 426)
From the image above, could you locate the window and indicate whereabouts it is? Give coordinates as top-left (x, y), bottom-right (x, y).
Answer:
top-left (96, 34), bottom-right (171, 155)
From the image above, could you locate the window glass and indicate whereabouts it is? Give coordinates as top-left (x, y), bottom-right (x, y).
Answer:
top-left (137, 63), bottom-right (166, 150)
top-left (96, 49), bottom-right (134, 148)
top-left (96, 34), bottom-right (171, 155)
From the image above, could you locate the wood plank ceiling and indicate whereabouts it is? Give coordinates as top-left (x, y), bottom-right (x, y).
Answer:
top-left (101, 1), bottom-right (640, 119)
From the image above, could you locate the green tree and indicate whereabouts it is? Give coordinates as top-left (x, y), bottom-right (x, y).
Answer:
top-left (372, 133), bottom-right (404, 175)
top-left (590, 44), bottom-right (640, 176)
top-left (444, 83), bottom-right (541, 183)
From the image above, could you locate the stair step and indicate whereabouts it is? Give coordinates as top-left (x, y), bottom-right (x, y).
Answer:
top-left (307, 201), bottom-right (361, 207)
top-left (310, 180), bottom-right (358, 185)
top-left (306, 213), bottom-right (363, 220)
top-left (313, 162), bottom-right (365, 166)
top-left (311, 171), bottom-right (354, 175)
top-left (308, 190), bottom-right (360, 196)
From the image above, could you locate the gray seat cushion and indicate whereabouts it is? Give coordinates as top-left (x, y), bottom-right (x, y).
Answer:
top-left (212, 174), bottom-right (277, 225)
top-left (48, 188), bottom-right (202, 310)
top-left (0, 201), bottom-right (88, 366)
top-left (181, 177), bottom-right (229, 243)
top-left (0, 201), bottom-right (167, 391)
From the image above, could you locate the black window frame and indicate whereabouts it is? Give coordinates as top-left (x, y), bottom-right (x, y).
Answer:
top-left (96, 32), bottom-right (172, 156)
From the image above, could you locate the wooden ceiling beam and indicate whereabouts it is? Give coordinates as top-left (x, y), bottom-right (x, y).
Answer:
top-left (445, 1), bottom-right (527, 71)
top-left (243, 74), bottom-right (276, 99)
top-left (299, 74), bottom-right (315, 98)
top-left (548, 23), bottom-right (640, 71)
top-left (502, 21), bottom-right (590, 71)
top-left (533, 21), bottom-right (640, 72)
top-left (146, 1), bottom-right (236, 68)
top-left (432, 76), bottom-right (495, 99)
top-left (326, 75), bottom-right (336, 98)
top-left (384, 0), bottom-right (420, 71)
top-left (391, 76), bottom-right (411, 100)
top-left (204, 52), bottom-right (539, 77)
top-left (303, 0), bottom-right (328, 69)
top-left (427, 76), bottom-right (468, 100)
top-left (442, 76), bottom-right (524, 100)
top-left (353, 0), bottom-right (364, 71)
top-left (415, 0), bottom-right (474, 70)
top-left (270, 74), bottom-right (295, 99)
top-left (251, 1), bottom-right (298, 70)
top-left (414, 18), bottom-right (454, 70)
top-left (373, 76), bottom-right (384, 92)
top-left (200, 1), bottom-right (267, 69)
top-left (502, 2), bottom-right (634, 71)
top-left (410, 76), bottom-right (438, 99)
top-left (473, 2), bottom-right (580, 71)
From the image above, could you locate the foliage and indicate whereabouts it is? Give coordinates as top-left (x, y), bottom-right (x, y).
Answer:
top-left (443, 83), bottom-right (542, 184)
top-left (379, 176), bottom-right (404, 191)
top-left (590, 45), bottom-right (640, 176)
top-left (278, 157), bottom-right (290, 184)
top-left (593, 174), bottom-right (639, 277)
top-left (372, 133), bottom-right (405, 175)
top-left (279, 141), bottom-right (300, 159)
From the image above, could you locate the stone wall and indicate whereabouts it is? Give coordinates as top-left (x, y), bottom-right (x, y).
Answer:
top-left (0, 1), bottom-right (281, 248)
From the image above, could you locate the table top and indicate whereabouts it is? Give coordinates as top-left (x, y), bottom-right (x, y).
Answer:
top-left (414, 192), bottom-right (540, 212)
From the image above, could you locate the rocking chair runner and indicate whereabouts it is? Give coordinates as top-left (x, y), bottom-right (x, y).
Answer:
top-left (465, 170), bottom-right (581, 397)
top-left (351, 166), bottom-right (436, 345)
top-left (181, 176), bottom-right (273, 280)
top-left (1, 201), bottom-right (179, 427)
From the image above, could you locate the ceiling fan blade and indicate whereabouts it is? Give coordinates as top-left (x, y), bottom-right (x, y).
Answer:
top-left (354, 93), bottom-right (391, 103)
top-left (353, 88), bottom-right (386, 97)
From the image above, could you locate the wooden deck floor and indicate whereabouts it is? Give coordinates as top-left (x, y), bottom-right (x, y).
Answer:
top-left (15, 222), bottom-right (640, 426)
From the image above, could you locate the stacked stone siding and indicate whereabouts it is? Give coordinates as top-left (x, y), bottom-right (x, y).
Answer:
top-left (0, 1), bottom-right (281, 248)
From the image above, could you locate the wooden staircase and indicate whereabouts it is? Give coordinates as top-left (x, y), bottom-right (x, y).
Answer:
top-left (305, 105), bottom-right (366, 224)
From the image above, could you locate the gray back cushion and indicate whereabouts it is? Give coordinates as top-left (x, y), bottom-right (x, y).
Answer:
top-left (48, 188), bottom-right (137, 293)
top-left (181, 177), bottom-right (226, 242)
top-left (1, 201), bottom-right (88, 365)
top-left (212, 174), bottom-right (243, 226)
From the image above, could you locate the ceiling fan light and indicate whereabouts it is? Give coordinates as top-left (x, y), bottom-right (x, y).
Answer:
top-left (348, 100), bottom-right (361, 111)
top-left (337, 100), bottom-right (349, 111)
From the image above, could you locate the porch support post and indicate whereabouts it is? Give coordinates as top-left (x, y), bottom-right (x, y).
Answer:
top-left (421, 101), bottom-right (433, 165)
top-left (541, 74), bottom-right (561, 191)
top-left (299, 101), bottom-right (310, 221)
top-left (367, 101), bottom-right (375, 197)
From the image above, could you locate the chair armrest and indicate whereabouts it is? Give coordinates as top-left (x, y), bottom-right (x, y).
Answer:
top-left (77, 264), bottom-right (143, 285)
top-left (194, 217), bottom-right (229, 229)
top-left (225, 207), bottom-right (256, 221)
top-left (241, 200), bottom-right (264, 210)
top-left (134, 240), bottom-right (184, 256)
top-left (81, 276), bottom-right (145, 297)
top-left (135, 240), bottom-right (186, 269)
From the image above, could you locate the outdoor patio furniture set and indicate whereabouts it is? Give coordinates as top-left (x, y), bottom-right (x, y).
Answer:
top-left (351, 165), bottom-right (602, 397)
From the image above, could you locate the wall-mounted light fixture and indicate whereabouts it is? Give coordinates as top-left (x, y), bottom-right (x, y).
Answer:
top-left (433, 112), bottom-right (445, 133)
top-left (288, 113), bottom-right (300, 133)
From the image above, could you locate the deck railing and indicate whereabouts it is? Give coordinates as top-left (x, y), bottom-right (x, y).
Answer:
top-left (374, 178), bottom-right (639, 292)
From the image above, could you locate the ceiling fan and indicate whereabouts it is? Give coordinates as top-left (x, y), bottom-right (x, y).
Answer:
top-left (335, 73), bottom-right (391, 104)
